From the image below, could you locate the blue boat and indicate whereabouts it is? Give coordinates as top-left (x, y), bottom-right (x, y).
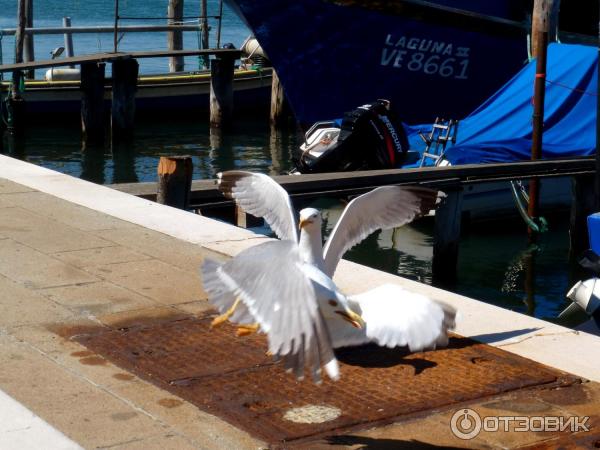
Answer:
top-left (226, 0), bottom-right (536, 124)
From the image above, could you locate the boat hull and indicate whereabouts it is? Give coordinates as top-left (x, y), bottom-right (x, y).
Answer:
top-left (0, 68), bottom-right (273, 118)
top-left (227, 0), bottom-right (529, 124)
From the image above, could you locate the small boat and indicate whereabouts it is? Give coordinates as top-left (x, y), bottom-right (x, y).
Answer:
top-left (225, 0), bottom-right (595, 125)
top-left (0, 67), bottom-right (273, 118)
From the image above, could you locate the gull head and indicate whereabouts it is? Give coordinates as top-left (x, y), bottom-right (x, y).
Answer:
top-left (299, 208), bottom-right (322, 231)
top-left (322, 295), bottom-right (365, 329)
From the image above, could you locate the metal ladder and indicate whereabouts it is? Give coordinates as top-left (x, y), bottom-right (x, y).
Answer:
top-left (418, 118), bottom-right (459, 167)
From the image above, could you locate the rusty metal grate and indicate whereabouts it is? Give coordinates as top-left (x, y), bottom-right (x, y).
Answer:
top-left (73, 313), bottom-right (573, 445)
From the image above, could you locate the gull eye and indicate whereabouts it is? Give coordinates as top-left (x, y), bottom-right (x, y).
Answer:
top-left (328, 300), bottom-right (338, 307)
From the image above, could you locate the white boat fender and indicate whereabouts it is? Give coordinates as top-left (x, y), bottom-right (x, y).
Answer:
top-left (561, 278), bottom-right (600, 336)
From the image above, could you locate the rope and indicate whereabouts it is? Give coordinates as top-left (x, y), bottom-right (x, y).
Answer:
top-left (509, 180), bottom-right (548, 234)
top-left (545, 78), bottom-right (598, 97)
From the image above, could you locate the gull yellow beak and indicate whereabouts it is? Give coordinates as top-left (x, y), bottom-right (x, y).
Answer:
top-left (299, 218), bottom-right (312, 230)
top-left (335, 309), bottom-right (365, 329)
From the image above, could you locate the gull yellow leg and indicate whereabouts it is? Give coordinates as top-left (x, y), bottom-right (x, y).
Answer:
top-left (236, 323), bottom-right (260, 336)
top-left (211, 298), bottom-right (241, 328)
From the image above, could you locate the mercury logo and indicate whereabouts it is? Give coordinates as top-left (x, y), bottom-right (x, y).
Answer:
top-left (378, 114), bottom-right (402, 150)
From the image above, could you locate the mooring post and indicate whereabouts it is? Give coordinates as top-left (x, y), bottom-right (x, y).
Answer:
top-left (167, 0), bottom-right (184, 72)
top-left (157, 156), bottom-right (193, 209)
top-left (80, 62), bottom-right (106, 144)
top-left (8, 0), bottom-right (27, 136)
top-left (528, 0), bottom-right (553, 242)
top-left (111, 58), bottom-right (138, 142)
top-left (270, 69), bottom-right (291, 128)
top-left (199, 0), bottom-right (210, 69)
top-left (23, 0), bottom-right (34, 79)
top-left (210, 55), bottom-right (235, 129)
top-left (432, 188), bottom-right (463, 286)
top-left (570, 175), bottom-right (596, 257)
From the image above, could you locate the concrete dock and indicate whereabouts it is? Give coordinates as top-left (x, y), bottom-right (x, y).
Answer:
top-left (1, 154), bottom-right (600, 449)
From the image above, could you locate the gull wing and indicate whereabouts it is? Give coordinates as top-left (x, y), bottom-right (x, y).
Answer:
top-left (218, 171), bottom-right (298, 242)
top-left (322, 186), bottom-right (440, 277)
top-left (201, 240), bottom-right (338, 382)
top-left (348, 284), bottom-right (456, 350)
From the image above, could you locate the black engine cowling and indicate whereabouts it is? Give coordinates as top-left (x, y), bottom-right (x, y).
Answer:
top-left (294, 100), bottom-right (409, 173)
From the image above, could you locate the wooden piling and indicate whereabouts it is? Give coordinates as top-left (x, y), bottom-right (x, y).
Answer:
top-left (210, 56), bottom-right (234, 129)
top-left (432, 189), bottom-right (463, 286)
top-left (23, 0), bottom-right (34, 79)
top-left (167, 0), bottom-right (184, 73)
top-left (80, 62), bottom-right (106, 144)
top-left (270, 70), bottom-right (291, 128)
top-left (111, 58), bottom-right (138, 141)
top-left (235, 205), bottom-right (263, 228)
top-left (157, 156), bottom-right (193, 209)
top-left (199, 0), bottom-right (210, 69)
top-left (570, 175), bottom-right (596, 257)
top-left (9, 0), bottom-right (27, 135)
top-left (528, 0), bottom-right (553, 242)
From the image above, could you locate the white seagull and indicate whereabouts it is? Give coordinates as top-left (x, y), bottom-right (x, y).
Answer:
top-left (202, 171), bottom-right (456, 380)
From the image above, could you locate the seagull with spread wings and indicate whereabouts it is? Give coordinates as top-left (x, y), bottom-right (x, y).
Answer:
top-left (201, 171), bottom-right (456, 381)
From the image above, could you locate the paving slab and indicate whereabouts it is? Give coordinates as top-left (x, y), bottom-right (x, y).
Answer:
top-left (0, 206), bottom-right (113, 253)
top-left (0, 388), bottom-right (83, 450)
top-left (39, 281), bottom-right (157, 316)
top-left (0, 179), bottom-right (34, 194)
top-left (85, 259), bottom-right (208, 305)
top-left (0, 239), bottom-right (99, 289)
top-left (0, 274), bottom-right (77, 328)
top-left (0, 191), bottom-right (137, 231)
top-left (50, 246), bottom-right (152, 269)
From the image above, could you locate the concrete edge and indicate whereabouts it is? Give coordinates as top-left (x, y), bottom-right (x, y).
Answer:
top-left (1, 154), bottom-right (599, 383)
top-left (0, 388), bottom-right (83, 450)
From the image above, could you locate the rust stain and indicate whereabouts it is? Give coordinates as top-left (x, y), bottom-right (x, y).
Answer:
top-left (71, 350), bottom-right (94, 358)
top-left (113, 373), bottom-right (135, 381)
top-left (79, 356), bottom-right (107, 366)
top-left (158, 398), bottom-right (184, 409)
top-left (61, 313), bottom-right (579, 445)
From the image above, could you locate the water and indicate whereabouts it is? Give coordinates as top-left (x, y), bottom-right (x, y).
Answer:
top-left (0, 0), bottom-right (249, 76)
top-left (0, 1), bottom-right (586, 327)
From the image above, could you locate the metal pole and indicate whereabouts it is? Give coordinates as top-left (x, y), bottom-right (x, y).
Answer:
top-left (528, 0), bottom-right (552, 241)
top-left (63, 17), bottom-right (74, 57)
top-left (23, 0), bottom-right (34, 79)
top-left (113, 0), bottom-right (119, 53)
top-left (216, 0), bottom-right (223, 49)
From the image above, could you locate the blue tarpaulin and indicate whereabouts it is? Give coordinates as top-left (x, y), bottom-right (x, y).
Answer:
top-left (406, 43), bottom-right (597, 165)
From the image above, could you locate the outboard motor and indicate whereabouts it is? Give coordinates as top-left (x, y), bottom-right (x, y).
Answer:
top-left (294, 100), bottom-right (408, 173)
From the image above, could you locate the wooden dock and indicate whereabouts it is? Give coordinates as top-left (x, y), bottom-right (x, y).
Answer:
top-left (112, 156), bottom-right (597, 285)
top-left (0, 49), bottom-right (241, 73)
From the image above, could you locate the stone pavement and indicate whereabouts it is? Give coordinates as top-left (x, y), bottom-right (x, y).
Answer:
top-left (0, 178), bottom-right (262, 449)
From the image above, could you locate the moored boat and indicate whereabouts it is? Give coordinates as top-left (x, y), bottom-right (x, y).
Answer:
top-left (225, 0), bottom-right (596, 125)
top-left (0, 67), bottom-right (273, 118)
